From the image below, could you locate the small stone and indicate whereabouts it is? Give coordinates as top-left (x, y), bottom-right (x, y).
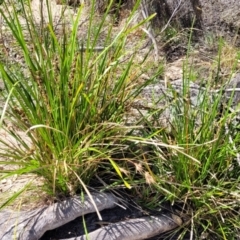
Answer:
top-left (1, 179), bottom-right (7, 184)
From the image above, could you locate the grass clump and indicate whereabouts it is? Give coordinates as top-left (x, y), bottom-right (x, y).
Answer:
top-left (0, 0), bottom-right (239, 239)
top-left (139, 59), bottom-right (240, 238)
top-left (0, 0), bottom-right (161, 197)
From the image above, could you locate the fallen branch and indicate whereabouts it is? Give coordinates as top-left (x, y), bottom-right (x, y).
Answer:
top-left (0, 192), bottom-right (118, 240)
top-left (62, 214), bottom-right (183, 240)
